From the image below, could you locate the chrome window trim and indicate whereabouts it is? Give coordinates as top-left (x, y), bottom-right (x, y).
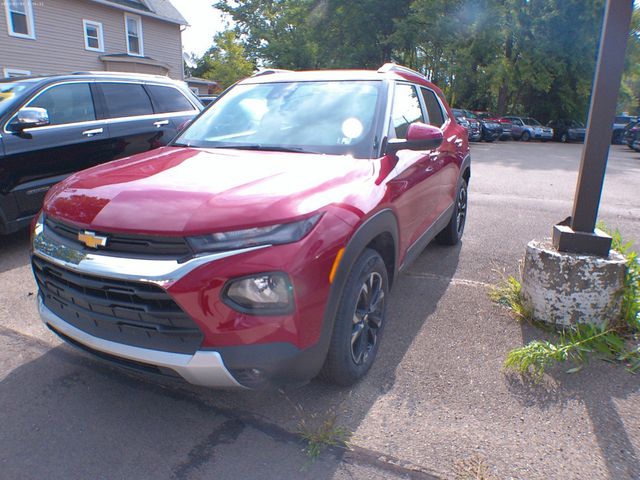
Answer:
top-left (39, 298), bottom-right (245, 388)
top-left (32, 215), bottom-right (270, 287)
top-left (3, 79), bottom-right (199, 134)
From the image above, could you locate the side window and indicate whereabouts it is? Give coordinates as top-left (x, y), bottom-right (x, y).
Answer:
top-left (420, 88), bottom-right (445, 127)
top-left (146, 85), bottom-right (195, 113)
top-left (391, 84), bottom-right (424, 139)
top-left (100, 83), bottom-right (153, 118)
top-left (27, 83), bottom-right (96, 125)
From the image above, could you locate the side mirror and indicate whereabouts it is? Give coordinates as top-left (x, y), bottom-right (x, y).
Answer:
top-left (11, 107), bottom-right (50, 131)
top-left (385, 122), bottom-right (443, 155)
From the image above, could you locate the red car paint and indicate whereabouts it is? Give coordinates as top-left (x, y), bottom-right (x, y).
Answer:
top-left (39, 68), bottom-right (469, 371)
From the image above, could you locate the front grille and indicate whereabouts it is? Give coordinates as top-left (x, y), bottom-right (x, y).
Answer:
top-left (45, 216), bottom-right (192, 257)
top-left (33, 256), bottom-right (203, 354)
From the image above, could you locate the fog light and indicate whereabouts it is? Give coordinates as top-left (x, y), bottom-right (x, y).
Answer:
top-left (223, 273), bottom-right (293, 314)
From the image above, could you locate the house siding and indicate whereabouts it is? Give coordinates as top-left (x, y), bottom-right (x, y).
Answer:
top-left (0, 0), bottom-right (184, 79)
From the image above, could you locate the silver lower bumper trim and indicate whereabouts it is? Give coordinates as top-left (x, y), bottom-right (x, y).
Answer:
top-left (38, 298), bottom-right (245, 389)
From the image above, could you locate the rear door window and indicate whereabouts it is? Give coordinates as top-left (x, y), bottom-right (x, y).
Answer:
top-left (146, 85), bottom-right (195, 113)
top-left (420, 88), bottom-right (445, 127)
top-left (27, 83), bottom-right (96, 125)
top-left (100, 83), bottom-right (153, 118)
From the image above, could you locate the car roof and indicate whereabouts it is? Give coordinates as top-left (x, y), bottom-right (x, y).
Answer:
top-left (0, 72), bottom-right (185, 87)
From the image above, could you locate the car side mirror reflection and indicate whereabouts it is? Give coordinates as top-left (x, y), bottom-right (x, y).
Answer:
top-left (385, 122), bottom-right (443, 155)
top-left (11, 107), bottom-right (50, 132)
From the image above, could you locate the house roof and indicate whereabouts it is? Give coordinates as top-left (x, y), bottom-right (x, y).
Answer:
top-left (184, 77), bottom-right (219, 87)
top-left (90, 0), bottom-right (188, 25)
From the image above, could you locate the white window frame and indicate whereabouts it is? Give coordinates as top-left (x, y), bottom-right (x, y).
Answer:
top-left (3, 68), bottom-right (31, 78)
top-left (83, 19), bottom-right (104, 52)
top-left (124, 13), bottom-right (144, 57)
top-left (4, 0), bottom-right (36, 39)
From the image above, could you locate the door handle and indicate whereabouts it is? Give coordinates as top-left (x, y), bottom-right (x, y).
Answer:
top-left (153, 120), bottom-right (170, 128)
top-left (82, 128), bottom-right (103, 137)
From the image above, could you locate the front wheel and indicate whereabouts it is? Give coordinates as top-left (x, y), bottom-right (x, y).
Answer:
top-left (436, 178), bottom-right (468, 245)
top-left (560, 133), bottom-right (568, 143)
top-left (320, 249), bottom-right (388, 386)
top-left (521, 131), bottom-right (531, 142)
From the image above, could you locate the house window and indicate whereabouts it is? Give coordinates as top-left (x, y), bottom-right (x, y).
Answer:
top-left (83, 20), bottom-right (104, 52)
top-left (5, 0), bottom-right (35, 39)
top-left (124, 13), bottom-right (143, 56)
top-left (3, 68), bottom-right (31, 78)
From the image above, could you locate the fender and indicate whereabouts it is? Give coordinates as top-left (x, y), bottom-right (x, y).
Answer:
top-left (311, 209), bottom-right (400, 373)
top-left (215, 208), bottom-right (402, 385)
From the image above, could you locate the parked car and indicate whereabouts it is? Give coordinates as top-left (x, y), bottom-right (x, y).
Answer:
top-left (612, 114), bottom-right (636, 144)
top-left (198, 95), bottom-right (219, 106)
top-left (0, 72), bottom-right (202, 235)
top-left (547, 119), bottom-right (586, 143)
top-left (452, 108), bottom-right (481, 141)
top-left (31, 64), bottom-right (471, 389)
top-left (474, 111), bottom-right (513, 140)
top-left (623, 120), bottom-right (639, 149)
top-left (502, 116), bottom-right (553, 141)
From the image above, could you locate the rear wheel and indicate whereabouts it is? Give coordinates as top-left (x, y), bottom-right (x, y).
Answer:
top-left (320, 249), bottom-right (388, 386)
top-left (436, 178), bottom-right (468, 246)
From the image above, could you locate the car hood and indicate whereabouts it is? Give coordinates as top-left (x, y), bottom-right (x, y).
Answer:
top-left (44, 146), bottom-right (373, 235)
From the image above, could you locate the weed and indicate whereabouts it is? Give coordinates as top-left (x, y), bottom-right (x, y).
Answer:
top-left (297, 412), bottom-right (351, 461)
top-left (488, 270), bottom-right (532, 322)
top-left (453, 455), bottom-right (499, 480)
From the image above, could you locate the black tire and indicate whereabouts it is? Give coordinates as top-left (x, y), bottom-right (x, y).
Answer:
top-left (560, 133), bottom-right (568, 143)
top-left (436, 177), bottom-right (468, 245)
top-left (320, 249), bottom-right (388, 386)
top-left (521, 131), bottom-right (531, 142)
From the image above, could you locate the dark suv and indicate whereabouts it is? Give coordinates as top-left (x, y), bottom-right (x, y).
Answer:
top-left (0, 73), bottom-right (202, 234)
top-left (32, 64), bottom-right (470, 388)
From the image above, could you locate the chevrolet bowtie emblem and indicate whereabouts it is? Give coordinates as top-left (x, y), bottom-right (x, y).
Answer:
top-left (78, 231), bottom-right (108, 249)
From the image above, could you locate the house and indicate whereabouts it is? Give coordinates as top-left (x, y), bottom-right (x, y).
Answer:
top-left (184, 76), bottom-right (219, 95)
top-left (0, 0), bottom-right (187, 79)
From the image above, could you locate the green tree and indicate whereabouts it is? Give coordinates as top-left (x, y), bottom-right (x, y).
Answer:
top-left (189, 30), bottom-right (255, 90)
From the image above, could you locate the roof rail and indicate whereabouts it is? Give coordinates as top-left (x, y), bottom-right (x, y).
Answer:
top-left (251, 68), bottom-right (294, 77)
top-left (378, 63), bottom-right (427, 80)
top-left (70, 71), bottom-right (169, 79)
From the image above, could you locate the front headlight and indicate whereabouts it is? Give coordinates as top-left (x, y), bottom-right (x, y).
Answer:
top-left (223, 272), bottom-right (294, 314)
top-left (187, 213), bottom-right (322, 253)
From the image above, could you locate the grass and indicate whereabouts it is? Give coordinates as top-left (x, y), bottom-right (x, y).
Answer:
top-left (490, 226), bottom-right (640, 380)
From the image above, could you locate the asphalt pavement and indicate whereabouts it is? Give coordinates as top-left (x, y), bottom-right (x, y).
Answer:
top-left (1, 141), bottom-right (639, 479)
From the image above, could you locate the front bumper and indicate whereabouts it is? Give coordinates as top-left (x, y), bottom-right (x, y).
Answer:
top-left (533, 130), bottom-right (554, 140)
top-left (39, 296), bottom-right (244, 388)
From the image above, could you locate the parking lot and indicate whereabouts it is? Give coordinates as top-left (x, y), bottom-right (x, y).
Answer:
top-left (1, 141), bottom-right (639, 479)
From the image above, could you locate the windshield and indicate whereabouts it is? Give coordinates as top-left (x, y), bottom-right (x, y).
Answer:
top-left (175, 80), bottom-right (383, 159)
top-left (0, 80), bottom-right (36, 117)
top-left (523, 118), bottom-right (541, 126)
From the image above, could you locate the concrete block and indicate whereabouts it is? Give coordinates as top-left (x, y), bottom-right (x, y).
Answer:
top-left (521, 239), bottom-right (627, 327)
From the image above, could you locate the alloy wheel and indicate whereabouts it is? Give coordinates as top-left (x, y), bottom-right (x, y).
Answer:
top-left (351, 272), bottom-right (385, 365)
top-left (456, 184), bottom-right (467, 236)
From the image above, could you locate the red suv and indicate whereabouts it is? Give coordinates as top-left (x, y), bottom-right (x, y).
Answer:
top-left (31, 64), bottom-right (470, 388)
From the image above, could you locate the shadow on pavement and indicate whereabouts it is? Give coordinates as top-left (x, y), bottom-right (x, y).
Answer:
top-left (505, 325), bottom-right (640, 480)
top-left (0, 228), bottom-right (30, 274)
top-left (0, 241), bottom-right (461, 479)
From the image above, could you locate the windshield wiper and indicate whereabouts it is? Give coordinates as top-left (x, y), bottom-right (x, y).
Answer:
top-left (213, 144), bottom-right (321, 154)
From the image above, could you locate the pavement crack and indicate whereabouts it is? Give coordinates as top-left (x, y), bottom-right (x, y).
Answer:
top-left (171, 419), bottom-right (245, 480)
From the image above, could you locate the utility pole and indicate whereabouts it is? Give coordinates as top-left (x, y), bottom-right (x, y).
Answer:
top-left (552, 0), bottom-right (634, 256)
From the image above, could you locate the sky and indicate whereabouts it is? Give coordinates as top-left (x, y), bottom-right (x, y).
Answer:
top-left (172, 1), bottom-right (230, 57)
